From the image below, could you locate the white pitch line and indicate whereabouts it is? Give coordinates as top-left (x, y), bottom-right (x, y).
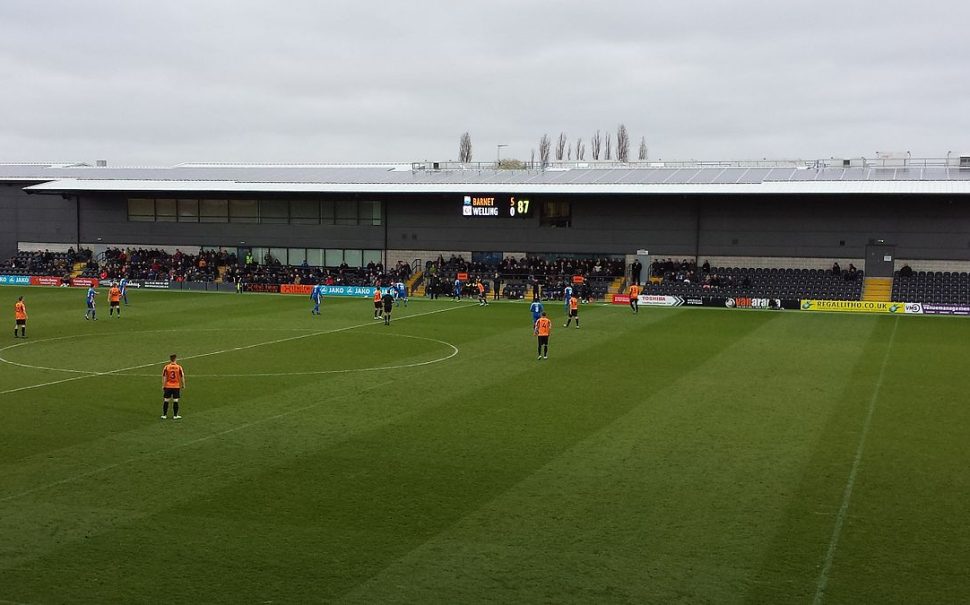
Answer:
top-left (117, 334), bottom-right (459, 377)
top-left (812, 316), bottom-right (899, 605)
top-left (0, 305), bottom-right (463, 397)
top-left (0, 377), bottom-right (398, 504)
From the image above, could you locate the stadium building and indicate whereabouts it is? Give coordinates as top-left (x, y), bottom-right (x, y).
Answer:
top-left (3, 156), bottom-right (970, 306)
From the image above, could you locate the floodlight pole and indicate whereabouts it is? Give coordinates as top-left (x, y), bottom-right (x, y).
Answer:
top-left (497, 144), bottom-right (508, 166)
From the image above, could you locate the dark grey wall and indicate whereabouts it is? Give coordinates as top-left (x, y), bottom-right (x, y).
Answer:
top-left (388, 193), bottom-right (970, 260)
top-left (1, 183), bottom-right (78, 258)
top-left (2, 186), bottom-right (970, 261)
top-left (698, 195), bottom-right (970, 259)
top-left (386, 194), bottom-right (698, 254)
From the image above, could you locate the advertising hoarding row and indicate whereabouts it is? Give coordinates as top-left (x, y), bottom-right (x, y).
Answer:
top-left (610, 294), bottom-right (800, 310)
top-left (278, 284), bottom-right (378, 297)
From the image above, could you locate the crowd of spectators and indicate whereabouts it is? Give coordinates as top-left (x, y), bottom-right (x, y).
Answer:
top-left (830, 261), bottom-right (861, 281)
top-left (88, 247), bottom-right (230, 282)
top-left (225, 255), bottom-right (412, 287)
top-left (0, 248), bottom-right (92, 277)
top-left (420, 254), bottom-right (623, 300)
top-left (424, 254), bottom-right (622, 278)
top-left (74, 247), bottom-right (414, 286)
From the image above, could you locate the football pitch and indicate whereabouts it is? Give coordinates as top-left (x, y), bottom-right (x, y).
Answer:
top-left (1, 287), bottom-right (968, 604)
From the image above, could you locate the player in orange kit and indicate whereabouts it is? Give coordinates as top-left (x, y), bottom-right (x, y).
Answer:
top-left (534, 311), bottom-right (551, 359)
top-left (161, 354), bottom-right (185, 420)
top-left (14, 296), bottom-right (27, 338)
top-left (109, 284), bottom-right (123, 317)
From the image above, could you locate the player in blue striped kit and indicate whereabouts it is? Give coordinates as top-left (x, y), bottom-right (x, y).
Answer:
top-left (119, 277), bottom-right (129, 305)
top-left (310, 284), bottom-right (323, 315)
top-left (563, 283), bottom-right (573, 313)
top-left (530, 299), bottom-right (544, 325)
top-left (84, 286), bottom-right (98, 320)
top-left (394, 281), bottom-right (408, 307)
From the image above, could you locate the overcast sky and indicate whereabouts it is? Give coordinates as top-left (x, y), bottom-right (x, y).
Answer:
top-left (1, 1), bottom-right (968, 165)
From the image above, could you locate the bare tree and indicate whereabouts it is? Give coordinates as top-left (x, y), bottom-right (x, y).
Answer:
top-left (616, 124), bottom-right (630, 162)
top-left (638, 136), bottom-right (648, 161)
top-left (604, 132), bottom-right (612, 160)
top-left (576, 138), bottom-right (585, 160)
top-left (591, 130), bottom-right (601, 160)
top-left (567, 145), bottom-right (572, 160)
top-left (458, 132), bottom-right (472, 163)
top-left (555, 132), bottom-right (567, 161)
top-left (539, 134), bottom-right (551, 167)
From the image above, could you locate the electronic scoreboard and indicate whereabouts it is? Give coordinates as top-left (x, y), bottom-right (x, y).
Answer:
top-left (461, 195), bottom-right (535, 218)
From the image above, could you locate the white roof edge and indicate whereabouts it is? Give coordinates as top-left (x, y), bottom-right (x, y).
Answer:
top-left (22, 179), bottom-right (970, 195)
top-left (173, 162), bottom-right (413, 169)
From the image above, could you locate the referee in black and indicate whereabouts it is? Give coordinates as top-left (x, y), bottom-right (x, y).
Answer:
top-left (381, 287), bottom-right (395, 325)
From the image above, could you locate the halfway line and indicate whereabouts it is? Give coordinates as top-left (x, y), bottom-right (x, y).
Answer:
top-left (0, 304), bottom-right (463, 396)
top-left (812, 316), bottom-right (899, 605)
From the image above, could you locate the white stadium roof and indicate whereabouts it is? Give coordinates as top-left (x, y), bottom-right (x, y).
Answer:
top-left (3, 158), bottom-right (969, 195)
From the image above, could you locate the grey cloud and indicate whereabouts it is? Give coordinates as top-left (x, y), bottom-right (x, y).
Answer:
top-left (2, 0), bottom-right (968, 164)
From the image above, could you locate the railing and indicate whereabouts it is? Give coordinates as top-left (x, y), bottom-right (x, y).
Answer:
top-left (412, 156), bottom-right (967, 172)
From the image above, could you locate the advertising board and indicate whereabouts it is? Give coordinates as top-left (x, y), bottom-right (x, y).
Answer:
top-left (0, 275), bottom-right (31, 285)
top-left (70, 277), bottom-right (100, 288)
top-left (280, 284), bottom-right (378, 297)
top-left (919, 303), bottom-right (970, 316)
top-left (799, 300), bottom-right (904, 314)
top-left (30, 276), bottom-right (63, 286)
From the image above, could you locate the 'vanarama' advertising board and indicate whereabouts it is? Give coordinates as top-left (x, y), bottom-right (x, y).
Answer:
top-left (800, 300), bottom-right (905, 314)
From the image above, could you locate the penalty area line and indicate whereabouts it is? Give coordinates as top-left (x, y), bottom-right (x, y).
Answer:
top-left (0, 304), bottom-right (463, 397)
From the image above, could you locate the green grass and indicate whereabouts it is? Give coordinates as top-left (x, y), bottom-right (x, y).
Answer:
top-left (1, 287), bottom-right (968, 604)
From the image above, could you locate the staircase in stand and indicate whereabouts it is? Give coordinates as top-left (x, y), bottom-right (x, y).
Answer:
top-left (862, 277), bottom-right (893, 301)
top-left (407, 271), bottom-right (425, 297)
top-left (608, 277), bottom-right (627, 298)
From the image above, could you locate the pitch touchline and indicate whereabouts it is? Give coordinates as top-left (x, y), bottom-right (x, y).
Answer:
top-left (812, 316), bottom-right (899, 605)
top-left (0, 305), bottom-right (463, 396)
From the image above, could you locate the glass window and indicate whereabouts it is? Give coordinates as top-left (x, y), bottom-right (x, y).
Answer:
top-left (127, 198), bottom-right (155, 222)
top-left (178, 199), bottom-right (199, 222)
top-left (539, 200), bottom-right (572, 228)
top-left (335, 200), bottom-right (357, 225)
top-left (259, 200), bottom-right (288, 224)
top-left (306, 249), bottom-right (324, 266)
top-left (343, 249), bottom-right (362, 267)
top-left (362, 249), bottom-right (383, 267)
top-left (290, 200), bottom-right (319, 225)
top-left (200, 199), bottom-right (228, 223)
top-left (359, 200), bottom-right (382, 225)
top-left (156, 199), bottom-right (177, 222)
top-left (320, 200), bottom-right (335, 224)
top-left (288, 248), bottom-right (307, 266)
top-left (270, 247), bottom-right (288, 265)
top-left (325, 249), bottom-right (343, 266)
top-left (252, 247), bottom-right (269, 265)
top-left (229, 199), bottom-right (259, 223)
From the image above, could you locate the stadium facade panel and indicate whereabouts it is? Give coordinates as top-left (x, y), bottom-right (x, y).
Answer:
top-left (3, 162), bottom-right (970, 262)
